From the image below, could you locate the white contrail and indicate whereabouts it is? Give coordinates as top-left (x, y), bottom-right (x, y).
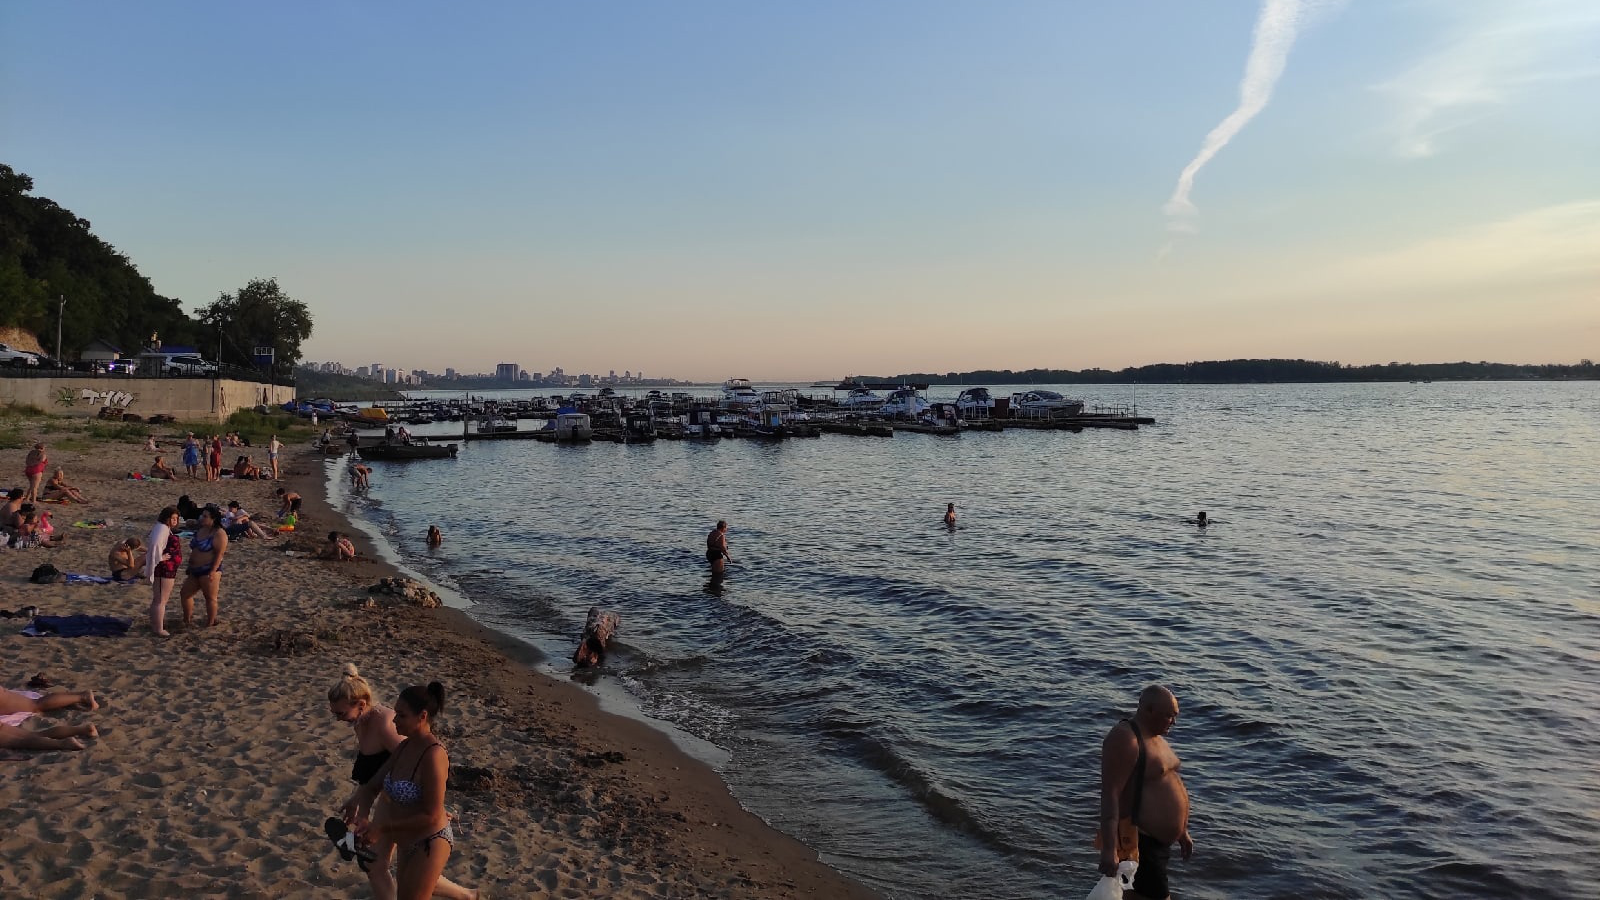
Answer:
top-left (1165, 0), bottom-right (1327, 225)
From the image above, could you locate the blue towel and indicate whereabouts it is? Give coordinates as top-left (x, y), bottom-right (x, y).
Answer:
top-left (64, 574), bottom-right (116, 585)
top-left (21, 614), bottom-right (133, 637)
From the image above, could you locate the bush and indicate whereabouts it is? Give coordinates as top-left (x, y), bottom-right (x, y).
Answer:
top-left (170, 410), bottom-right (313, 446)
top-left (84, 421), bottom-right (151, 442)
top-left (0, 402), bottom-right (47, 418)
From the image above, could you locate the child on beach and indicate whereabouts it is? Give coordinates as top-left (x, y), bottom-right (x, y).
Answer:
top-left (344, 682), bottom-right (477, 900)
top-left (317, 531), bottom-right (357, 561)
top-left (328, 667), bottom-right (477, 900)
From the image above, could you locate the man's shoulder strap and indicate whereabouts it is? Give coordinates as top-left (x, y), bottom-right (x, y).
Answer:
top-left (1122, 718), bottom-right (1148, 824)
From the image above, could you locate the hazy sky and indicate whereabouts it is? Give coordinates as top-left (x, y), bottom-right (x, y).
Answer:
top-left (3, 1), bottom-right (1596, 380)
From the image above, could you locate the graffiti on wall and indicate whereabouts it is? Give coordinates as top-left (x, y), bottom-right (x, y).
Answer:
top-left (56, 388), bottom-right (137, 408)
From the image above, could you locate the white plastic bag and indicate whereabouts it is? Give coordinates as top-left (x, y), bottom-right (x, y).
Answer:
top-left (1085, 860), bottom-right (1138, 900)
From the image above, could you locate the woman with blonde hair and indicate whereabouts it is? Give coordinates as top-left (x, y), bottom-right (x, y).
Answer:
top-left (329, 667), bottom-right (476, 900)
top-left (43, 469), bottom-right (87, 503)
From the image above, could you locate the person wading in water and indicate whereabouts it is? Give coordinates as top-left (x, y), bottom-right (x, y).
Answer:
top-left (1099, 684), bottom-right (1193, 900)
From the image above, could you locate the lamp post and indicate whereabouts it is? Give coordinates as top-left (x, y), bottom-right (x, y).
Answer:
top-left (55, 295), bottom-right (65, 365)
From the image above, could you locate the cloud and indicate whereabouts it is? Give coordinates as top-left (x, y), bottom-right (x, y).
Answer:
top-left (1377, 0), bottom-right (1600, 158)
top-left (1164, 0), bottom-right (1339, 227)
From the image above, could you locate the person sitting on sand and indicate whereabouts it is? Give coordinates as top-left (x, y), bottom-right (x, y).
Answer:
top-left (1, 488), bottom-right (24, 534)
top-left (10, 510), bottom-right (65, 549)
top-left (426, 525), bottom-right (442, 548)
top-left (109, 537), bottom-right (145, 582)
top-left (328, 667), bottom-right (479, 900)
top-left (317, 531), bottom-right (357, 561)
top-left (346, 682), bottom-right (471, 900)
top-left (0, 687), bottom-right (100, 752)
top-left (143, 434), bottom-right (159, 452)
top-left (43, 468), bottom-right (87, 504)
top-left (233, 455), bottom-right (262, 480)
top-left (149, 456), bottom-right (177, 480)
top-left (222, 501), bottom-right (272, 540)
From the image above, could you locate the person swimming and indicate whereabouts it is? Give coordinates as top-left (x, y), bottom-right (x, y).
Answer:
top-left (944, 503), bottom-right (956, 527)
top-left (1187, 511), bottom-right (1209, 527)
top-left (426, 525), bottom-right (443, 548)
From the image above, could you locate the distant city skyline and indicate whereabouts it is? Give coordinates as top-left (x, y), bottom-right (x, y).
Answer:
top-left (3, 2), bottom-right (1595, 380)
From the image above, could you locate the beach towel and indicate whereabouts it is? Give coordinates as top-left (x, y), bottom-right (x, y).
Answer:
top-left (73, 520), bottom-right (111, 529)
top-left (64, 574), bottom-right (118, 585)
top-left (145, 521), bottom-right (171, 582)
top-left (21, 615), bottom-right (133, 637)
top-left (0, 690), bottom-right (42, 727)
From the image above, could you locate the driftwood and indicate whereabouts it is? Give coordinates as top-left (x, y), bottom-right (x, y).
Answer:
top-left (573, 607), bottom-right (620, 668)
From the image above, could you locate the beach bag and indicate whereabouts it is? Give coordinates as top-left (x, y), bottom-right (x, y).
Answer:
top-left (29, 563), bottom-right (61, 584)
top-left (1085, 860), bottom-right (1138, 900)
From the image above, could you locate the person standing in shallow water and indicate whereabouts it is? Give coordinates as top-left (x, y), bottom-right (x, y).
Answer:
top-left (1099, 684), bottom-right (1193, 900)
top-left (706, 520), bottom-right (731, 577)
top-left (944, 503), bottom-right (957, 527)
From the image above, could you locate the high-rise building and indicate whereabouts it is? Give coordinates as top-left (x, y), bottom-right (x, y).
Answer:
top-left (384, 369), bottom-right (397, 384)
top-left (517, 369), bottom-right (531, 381)
top-left (445, 368), bottom-right (456, 379)
top-left (495, 363), bottom-right (519, 381)
top-left (356, 366), bottom-right (369, 377)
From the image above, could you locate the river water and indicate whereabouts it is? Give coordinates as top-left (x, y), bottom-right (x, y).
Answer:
top-left (326, 381), bottom-right (1599, 899)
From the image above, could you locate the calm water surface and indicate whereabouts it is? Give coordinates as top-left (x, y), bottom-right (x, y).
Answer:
top-left (329, 382), bottom-right (1600, 899)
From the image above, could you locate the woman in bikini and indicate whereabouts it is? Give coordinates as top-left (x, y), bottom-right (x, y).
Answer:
top-left (43, 469), bottom-right (87, 503)
top-left (329, 669), bottom-right (476, 900)
top-left (146, 506), bottom-right (182, 636)
top-left (346, 682), bottom-right (472, 900)
top-left (22, 442), bottom-right (47, 503)
top-left (108, 537), bottom-right (145, 582)
top-left (178, 506), bottom-right (227, 628)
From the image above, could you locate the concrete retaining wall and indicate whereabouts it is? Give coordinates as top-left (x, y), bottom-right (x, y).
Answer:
top-left (0, 377), bottom-right (294, 422)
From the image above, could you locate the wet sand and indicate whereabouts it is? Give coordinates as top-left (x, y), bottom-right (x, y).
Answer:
top-left (0, 424), bottom-right (879, 899)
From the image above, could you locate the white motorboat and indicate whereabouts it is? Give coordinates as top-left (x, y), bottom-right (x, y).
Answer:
top-left (956, 388), bottom-right (996, 418)
top-left (879, 388), bottom-right (931, 418)
top-left (721, 378), bottom-right (761, 408)
top-left (838, 386), bottom-right (884, 410)
top-left (1010, 390), bottom-right (1085, 417)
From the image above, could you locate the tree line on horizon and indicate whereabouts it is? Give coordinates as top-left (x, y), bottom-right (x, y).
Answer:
top-left (0, 163), bottom-right (310, 375)
top-left (863, 358), bottom-right (1598, 385)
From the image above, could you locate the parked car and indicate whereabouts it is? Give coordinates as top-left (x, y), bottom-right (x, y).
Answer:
top-left (165, 354), bottom-right (219, 375)
top-left (0, 342), bottom-right (40, 367)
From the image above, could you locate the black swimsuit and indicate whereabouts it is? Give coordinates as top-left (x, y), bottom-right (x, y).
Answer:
top-left (353, 748), bottom-right (391, 785)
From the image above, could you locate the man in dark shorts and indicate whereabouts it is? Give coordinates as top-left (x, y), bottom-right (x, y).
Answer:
top-left (705, 520), bottom-right (730, 577)
top-left (1099, 684), bottom-right (1193, 899)
top-left (275, 487), bottom-right (302, 519)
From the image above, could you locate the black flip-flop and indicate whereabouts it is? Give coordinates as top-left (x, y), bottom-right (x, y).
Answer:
top-left (323, 817), bottom-right (376, 871)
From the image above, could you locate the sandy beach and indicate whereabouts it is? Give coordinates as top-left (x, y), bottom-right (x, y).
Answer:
top-left (0, 418), bottom-right (879, 899)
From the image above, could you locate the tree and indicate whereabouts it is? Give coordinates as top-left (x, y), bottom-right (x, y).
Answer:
top-left (196, 277), bottom-right (313, 376)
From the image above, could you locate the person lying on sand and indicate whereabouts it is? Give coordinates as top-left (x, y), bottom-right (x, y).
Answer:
top-left (149, 457), bottom-right (177, 480)
top-left (327, 666), bottom-right (478, 900)
top-left (109, 537), bottom-right (145, 582)
top-left (43, 469), bottom-right (87, 503)
top-left (316, 531), bottom-right (357, 561)
top-left (0, 688), bottom-right (100, 752)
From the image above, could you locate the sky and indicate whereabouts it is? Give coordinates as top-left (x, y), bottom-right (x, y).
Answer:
top-left (2, 0), bottom-right (1596, 380)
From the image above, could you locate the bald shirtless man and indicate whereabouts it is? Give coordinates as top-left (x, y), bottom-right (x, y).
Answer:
top-left (1100, 685), bottom-right (1193, 899)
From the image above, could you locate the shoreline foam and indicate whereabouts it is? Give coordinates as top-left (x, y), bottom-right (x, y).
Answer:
top-left (0, 426), bottom-right (880, 898)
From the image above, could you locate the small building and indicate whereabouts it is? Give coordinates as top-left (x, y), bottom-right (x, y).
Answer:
top-left (79, 339), bottom-right (122, 364)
